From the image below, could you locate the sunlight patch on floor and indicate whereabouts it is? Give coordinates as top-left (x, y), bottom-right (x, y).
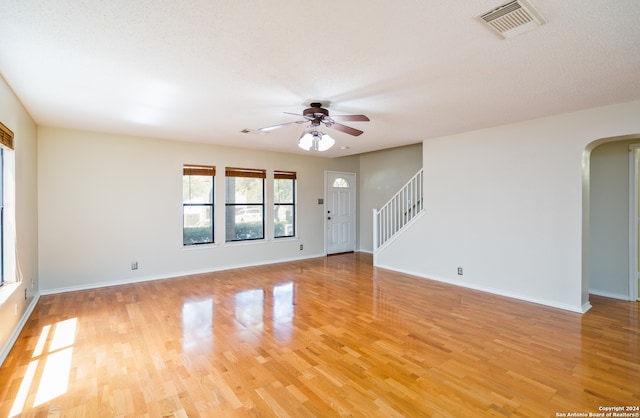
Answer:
top-left (8, 318), bottom-right (77, 415)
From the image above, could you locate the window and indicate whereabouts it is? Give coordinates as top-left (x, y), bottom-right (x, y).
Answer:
top-left (225, 167), bottom-right (265, 242)
top-left (274, 170), bottom-right (296, 238)
top-left (0, 121), bottom-right (13, 286)
top-left (183, 165), bottom-right (215, 245)
top-left (332, 177), bottom-right (349, 188)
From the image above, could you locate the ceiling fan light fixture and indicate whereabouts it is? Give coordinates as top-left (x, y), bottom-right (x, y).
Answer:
top-left (317, 134), bottom-right (335, 152)
top-left (298, 133), bottom-right (313, 151)
top-left (298, 131), bottom-right (335, 152)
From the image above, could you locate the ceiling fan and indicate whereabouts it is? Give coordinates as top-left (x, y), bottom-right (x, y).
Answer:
top-left (257, 102), bottom-right (370, 151)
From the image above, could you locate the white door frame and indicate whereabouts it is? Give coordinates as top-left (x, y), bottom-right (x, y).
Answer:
top-left (628, 144), bottom-right (640, 301)
top-left (324, 171), bottom-right (357, 255)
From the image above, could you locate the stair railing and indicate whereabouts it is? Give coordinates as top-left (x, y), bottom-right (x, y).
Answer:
top-left (373, 169), bottom-right (424, 253)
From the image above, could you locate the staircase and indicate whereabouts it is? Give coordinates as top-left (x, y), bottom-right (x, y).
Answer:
top-left (372, 169), bottom-right (424, 258)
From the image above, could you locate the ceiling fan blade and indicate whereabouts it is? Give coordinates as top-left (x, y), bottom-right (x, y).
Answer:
top-left (258, 120), bottom-right (306, 132)
top-left (331, 123), bottom-right (364, 136)
top-left (285, 111), bottom-right (319, 120)
top-left (331, 114), bottom-right (370, 122)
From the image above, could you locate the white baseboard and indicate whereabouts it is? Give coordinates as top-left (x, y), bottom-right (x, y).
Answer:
top-left (0, 294), bottom-right (40, 367)
top-left (375, 262), bottom-right (590, 314)
top-left (589, 288), bottom-right (631, 301)
top-left (40, 253), bottom-right (326, 295)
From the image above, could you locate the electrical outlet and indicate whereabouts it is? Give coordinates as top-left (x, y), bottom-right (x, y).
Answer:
top-left (457, 267), bottom-right (463, 275)
top-left (299, 244), bottom-right (303, 250)
top-left (24, 289), bottom-right (27, 299)
top-left (14, 303), bottom-right (18, 316)
top-left (131, 261), bottom-right (138, 270)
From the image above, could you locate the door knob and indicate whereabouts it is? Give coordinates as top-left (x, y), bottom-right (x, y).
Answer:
top-left (328, 216), bottom-right (332, 220)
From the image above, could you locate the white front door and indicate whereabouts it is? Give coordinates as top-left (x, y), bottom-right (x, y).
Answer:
top-left (325, 171), bottom-right (356, 254)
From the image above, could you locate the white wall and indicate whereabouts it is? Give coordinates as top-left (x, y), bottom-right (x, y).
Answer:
top-left (37, 127), bottom-right (358, 293)
top-left (376, 100), bottom-right (640, 313)
top-left (589, 139), bottom-right (637, 299)
top-left (358, 143), bottom-right (422, 253)
top-left (0, 75), bottom-right (39, 363)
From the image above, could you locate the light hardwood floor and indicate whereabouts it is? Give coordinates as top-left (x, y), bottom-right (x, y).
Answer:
top-left (1, 253), bottom-right (638, 417)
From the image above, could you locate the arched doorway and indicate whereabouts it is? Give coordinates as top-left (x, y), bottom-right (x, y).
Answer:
top-left (585, 134), bottom-right (640, 302)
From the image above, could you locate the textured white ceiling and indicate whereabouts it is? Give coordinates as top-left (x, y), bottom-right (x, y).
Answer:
top-left (1, 0), bottom-right (639, 157)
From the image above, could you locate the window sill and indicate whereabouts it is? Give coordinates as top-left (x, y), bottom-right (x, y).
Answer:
top-left (182, 243), bottom-right (218, 251)
top-left (0, 282), bottom-right (20, 306)
top-left (273, 236), bottom-right (299, 243)
top-left (224, 239), bottom-right (269, 247)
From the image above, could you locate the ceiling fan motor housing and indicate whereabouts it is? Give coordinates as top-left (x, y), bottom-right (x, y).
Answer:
top-left (303, 105), bottom-right (328, 117)
top-left (303, 103), bottom-right (330, 126)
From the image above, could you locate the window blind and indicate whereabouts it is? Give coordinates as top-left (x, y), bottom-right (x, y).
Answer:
top-left (0, 122), bottom-right (14, 150)
top-left (274, 170), bottom-right (297, 180)
top-left (225, 167), bottom-right (266, 178)
top-left (183, 165), bottom-right (216, 176)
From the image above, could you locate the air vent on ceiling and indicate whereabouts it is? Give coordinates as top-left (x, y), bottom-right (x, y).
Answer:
top-left (480, 0), bottom-right (546, 39)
